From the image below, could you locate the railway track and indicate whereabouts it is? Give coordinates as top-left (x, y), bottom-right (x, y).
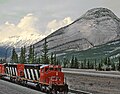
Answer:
top-left (1, 77), bottom-right (92, 94)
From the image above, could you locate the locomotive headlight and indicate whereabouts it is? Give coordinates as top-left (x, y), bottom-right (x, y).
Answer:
top-left (56, 72), bottom-right (58, 76)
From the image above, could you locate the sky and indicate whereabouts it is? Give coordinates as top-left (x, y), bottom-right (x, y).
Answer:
top-left (0, 0), bottom-right (120, 42)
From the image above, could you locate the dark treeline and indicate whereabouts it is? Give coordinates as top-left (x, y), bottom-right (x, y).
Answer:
top-left (9, 38), bottom-right (59, 65)
top-left (62, 56), bottom-right (120, 71)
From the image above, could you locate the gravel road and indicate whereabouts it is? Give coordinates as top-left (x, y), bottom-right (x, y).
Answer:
top-left (0, 79), bottom-right (45, 94)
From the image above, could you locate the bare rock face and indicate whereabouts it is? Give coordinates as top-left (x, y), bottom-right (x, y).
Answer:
top-left (34, 8), bottom-right (120, 55)
top-left (80, 8), bottom-right (120, 45)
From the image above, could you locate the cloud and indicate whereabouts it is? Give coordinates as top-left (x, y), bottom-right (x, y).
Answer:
top-left (47, 17), bottom-right (73, 34)
top-left (17, 13), bottom-right (37, 30)
top-left (0, 13), bottom-right (44, 44)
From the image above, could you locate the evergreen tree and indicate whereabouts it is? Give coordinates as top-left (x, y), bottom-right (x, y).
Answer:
top-left (104, 57), bottom-right (108, 65)
top-left (20, 47), bottom-right (23, 63)
top-left (11, 47), bottom-right (18, 63)
top-left (118, 57), bottom-right (120, 71)
top-left (80, 62), bottom-right (84, 69)
top-left (54, 54), bottom-right (59, 65)
top-left (94, 59), bottom-right (97, 70)
top-left (37, 58), bottom-right (40, 64)
top-left (84, 59), bottom-right (87, 69)
top-left (87, 59), bottom-right (90, 69)
top-left (70, 56), bottom-right (74, 68)
top-left (20, 46), bottom-right (26, 64)
top-left (107, 57), bottom-right (111, 66)
top-left (28, 45), bottom-right (34, 63)
top-left (23, 46), bottom-right (26, 62)
top-left (41, 38), bottom-right (49, 64)
top-left (111, 62), bottom-right (115, 71)
top-left (98, 59), bottom-right (104, 71)
top-left (74, 57), bottom-right (79, 69)
top-left (34, 54), bottom-right (37, 64)
top-left (50, 53), bottom-right (54, 64)
top-left (55, 59), bottom-right (60, 65)
top-left (63, 58), bottom-right (69, 68)
top-left (0, 59), bottom-right (3, 64)
top-left (98, 62), bottom-right (102, 70)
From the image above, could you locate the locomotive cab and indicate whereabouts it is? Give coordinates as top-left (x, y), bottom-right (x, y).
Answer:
top-left (39, 65), bottom-right (68, 94)
top-left (40, 65), bottom-right (64, 85)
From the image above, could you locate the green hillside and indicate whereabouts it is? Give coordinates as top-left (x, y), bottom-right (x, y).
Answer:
top-left (57, 39), bottom-right (120, 62)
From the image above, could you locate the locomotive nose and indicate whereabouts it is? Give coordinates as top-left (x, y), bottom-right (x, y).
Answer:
top-left (49, 71), bottom-right (64, 85)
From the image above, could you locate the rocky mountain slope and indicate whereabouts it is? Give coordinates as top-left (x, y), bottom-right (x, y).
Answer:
top-left (34, 8), bottom-right (120, 58)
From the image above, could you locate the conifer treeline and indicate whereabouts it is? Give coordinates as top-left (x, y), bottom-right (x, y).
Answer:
top-left (10, 38), bottom-right (59, 65)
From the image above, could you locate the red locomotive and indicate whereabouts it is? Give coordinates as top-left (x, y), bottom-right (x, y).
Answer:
top-left (0, 63), bottom-right (68, 94)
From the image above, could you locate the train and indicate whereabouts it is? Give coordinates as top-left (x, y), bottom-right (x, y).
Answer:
top-left (0, 63), bottom-right (68, 94)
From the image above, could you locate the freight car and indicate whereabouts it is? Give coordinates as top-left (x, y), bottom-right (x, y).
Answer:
top-left (0, 63), bottom-right (68, 94)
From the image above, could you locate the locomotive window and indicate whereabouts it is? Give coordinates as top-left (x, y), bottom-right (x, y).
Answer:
top-left (58, 68), bottom-right (61, 71)
top-left (49, 67), bottom-right (54, 70)
top-left (54, 68), bottom-right (61, 71)
top-left (55, 68), bottom-right (57, 71)
top-left (41, 68), bottom-right (44, 72)
top-left (45, 68), bottom-right (49, 72)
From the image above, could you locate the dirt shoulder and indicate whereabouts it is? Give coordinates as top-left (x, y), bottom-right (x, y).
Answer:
top-left (64, 69), bottom-right (120, 94)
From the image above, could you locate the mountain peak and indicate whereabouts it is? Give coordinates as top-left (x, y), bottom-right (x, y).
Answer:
top-left (83, 8), bottom-right (120, 20)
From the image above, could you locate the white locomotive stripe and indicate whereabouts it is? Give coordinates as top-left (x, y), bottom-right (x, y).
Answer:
top-left (8, 67), bottom-right (10, 75)
top-left (12, 67), bottom-right (15, 76)
top-left (30, 69), bottom-right (35, 80)
top-left (10, 67), bottom-right (12, 75)
top-left (13, 67), bottom-right (16, 76)
top-left (35, 69), bottom-right (39, 80)
top-left (27, 69), bottom-right (31, 79)
top-left (24, 69), bottom-right (27, 79)
top-left (33, 69), bottom-right (37, 80)
top-left (11, 67), bottom-right (13, 76)
top-left (25, 69), bottom-right (29, 79)
top-left (15, 68), bottom-right (17, 76)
